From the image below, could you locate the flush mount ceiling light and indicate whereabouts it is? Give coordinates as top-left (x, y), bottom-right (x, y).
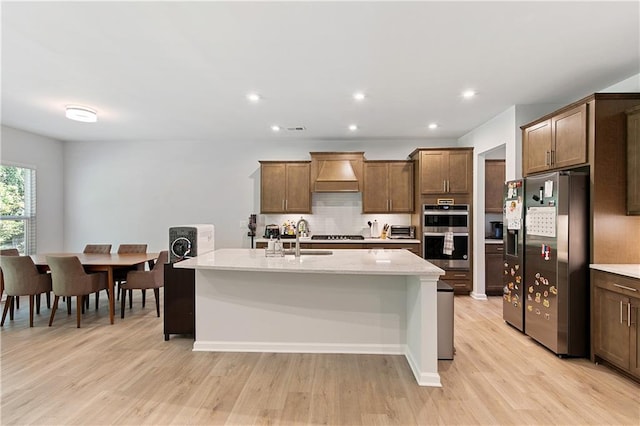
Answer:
top-left (270, 125), bottom-right (281, 132)
top-left (247, 93), bottom-right (261, 103)
top-left (348, 124), bottom-right (358, 131)
top-left (65, 105), bottom-right (97, 123)
top-left (428, 123), bottom-right (438, 130)
top-left (353, 92), bottom-right (366, 101)
top-left (462, 90), bottom-right (476, 99)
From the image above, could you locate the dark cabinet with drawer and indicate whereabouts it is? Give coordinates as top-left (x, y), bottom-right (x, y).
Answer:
top-left (164, 263), bottom-right (195, 341)
top-left (485, 243), bottom-right (504, 296)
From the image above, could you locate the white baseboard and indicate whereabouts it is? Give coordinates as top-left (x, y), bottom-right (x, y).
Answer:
top-left (193, 340), bottom-right (405, 355)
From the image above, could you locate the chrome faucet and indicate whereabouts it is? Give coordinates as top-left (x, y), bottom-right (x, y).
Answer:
top-left (294, 218), bottom-right (310, 258)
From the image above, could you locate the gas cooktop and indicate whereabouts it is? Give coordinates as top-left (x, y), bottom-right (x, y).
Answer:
top-left (311, 235), bottom-right (365, 240)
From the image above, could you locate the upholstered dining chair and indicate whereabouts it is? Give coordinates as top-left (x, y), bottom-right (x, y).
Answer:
top-left (83, 244), bottom-right (112, 254)
top-left (120, 250), bottom-right (167, 318)
top-left (114, 244), bottom-right (148, 301)
top-left (46, 256), bottom-right (107, 328)
top-left (0, 248), bottom-right (21, 309)
top-left (81, 244), bottom-right (112, 309)
top-left (0, 256), bottom-right (53, 327)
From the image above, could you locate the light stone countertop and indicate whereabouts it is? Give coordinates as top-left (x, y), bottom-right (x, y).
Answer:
top-left (255, 237), bottom-right (420, 244)
top-left (589, 264), bottom-right (640, 280)
top-left (176, 248), bottom-right (444, 276)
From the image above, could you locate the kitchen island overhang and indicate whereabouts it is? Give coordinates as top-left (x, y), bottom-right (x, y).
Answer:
top-left (175, 248), bottom-right (445, 387)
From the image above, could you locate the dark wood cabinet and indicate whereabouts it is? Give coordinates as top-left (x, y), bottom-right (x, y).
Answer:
top-left (260, 161), bottom-right (311, 213)
top-left (627, 105), bottom-right (640, 215)
top-left (164, 263), bottom-right (195, 341)
top-left (440, 269), bottom-right (471, 294)
top-left (363, 161), bottom-right (414, 213)
top-left (418, 149), bottom-right (472, 195)
top-left (591, 269), bottom-right (640, 381)
top-left (485, 160), bottom-right (505, 213)
top-left (523, 104), bottom-right (587, 176)
top-left (485, 243), bottom-right (504, 296)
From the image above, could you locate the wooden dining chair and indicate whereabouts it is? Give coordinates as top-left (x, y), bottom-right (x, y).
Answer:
top-left (46, 256), bottom-right (107, 328)
top-left (120, 251), bottom-right (168, 318)
top-left (115, 244), bottom-right (148, 302)
top-left (1, 256), bottom-right (52, 327)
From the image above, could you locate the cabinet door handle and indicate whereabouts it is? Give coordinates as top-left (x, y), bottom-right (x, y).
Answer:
top-left (285, 199), bottom-right (288, 210)
top-left (443, 180), bottom-right (447, 192)
top-left (613, 283), bottom-right (638, 292)
top-left (628, 302), bottom-right (632, 328)
top-left (453, 273), bottom-right (466, 278)
top-left (496, 247), bottom-right (504, 251)
top-left (620, 300), bottom-right (624, 324)
top-left (447, 180), bottom-right (450, 192)
top-left (550, 150), bottom-right (555, 165)
top-left (282, 200), bottom-right (285, 210)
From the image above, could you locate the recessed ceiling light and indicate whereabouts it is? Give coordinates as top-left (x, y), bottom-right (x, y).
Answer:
top-left (462, 90), bottom-right (476, 99)
top-left (271, 125), bottom-right (281, 132)
top-left (348, 124), bottom-right (358, 131)
top-left (65, 105), bottom-right (97, 123)
top-left (428, 123), bottom-right (438, 129)
top-left (247, 93), bottom-right (261, 103)
top-left (353, 92), bottom-right (366, 101)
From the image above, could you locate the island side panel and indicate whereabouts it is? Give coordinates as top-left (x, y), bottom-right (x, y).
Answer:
top-left (405, 275), bottom-right (441, 387)
top-left (193, 269), bottom-right (407, 354)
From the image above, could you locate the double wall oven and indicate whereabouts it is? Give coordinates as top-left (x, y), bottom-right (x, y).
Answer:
top-left (423, 204), bottom-right (470, 268)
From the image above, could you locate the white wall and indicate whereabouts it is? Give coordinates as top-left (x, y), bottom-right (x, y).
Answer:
top-left (62, 138), bottom-right (455, 252)
top-left (0, 125), bottom-right (64, 252)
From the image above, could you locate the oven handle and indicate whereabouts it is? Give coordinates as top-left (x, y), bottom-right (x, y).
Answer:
top-left (423, 211), bottom-right (469, 215)
top-left (423, 232), bottom-right (469, 237)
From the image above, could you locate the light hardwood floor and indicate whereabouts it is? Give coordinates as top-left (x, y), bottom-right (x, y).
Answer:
top-left (1, 292), bottom-right (638, 425)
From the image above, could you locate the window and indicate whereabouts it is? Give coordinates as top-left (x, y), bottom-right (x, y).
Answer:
top-left (1, 165), bottom-right (36, 254)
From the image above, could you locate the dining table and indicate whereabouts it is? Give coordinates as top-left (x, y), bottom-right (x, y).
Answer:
top-left (31, 252), bottom-right (159, 324)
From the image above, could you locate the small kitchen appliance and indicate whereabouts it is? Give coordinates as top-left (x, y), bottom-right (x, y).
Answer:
top-left (388, 225), bottom-right (416, 239)
top-left (263, 224), bottom-right (280, 239)
top-left (490, 221), bottom-right (503, 239)
top-left (169, 224), bottom-right (215, 263)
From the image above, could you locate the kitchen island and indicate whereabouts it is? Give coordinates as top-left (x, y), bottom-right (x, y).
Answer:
top-left (175, 248), bottom-right (445, 387)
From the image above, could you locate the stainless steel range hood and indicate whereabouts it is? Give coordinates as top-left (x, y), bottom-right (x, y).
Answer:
top-left (310, 152), bottom-right (364, 192)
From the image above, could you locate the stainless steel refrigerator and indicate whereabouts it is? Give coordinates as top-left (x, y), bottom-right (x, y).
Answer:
top-left (503, 179), bottom-right (525, 331)
top-left (523, 171), bottom-right (589, 357)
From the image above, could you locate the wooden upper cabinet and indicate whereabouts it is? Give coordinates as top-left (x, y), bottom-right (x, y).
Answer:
top-left (627, 105), bottom-right (640, 215)
top-left (260, 161), bottom-right (311, 214)
top-left (523, 119), bottom-right (552, 175)
top-left (363, 161), bottom-right (413, 213)
top-left (523, 103), bottom-right (588, 176)
top-left (419, 149), bottom-right (472, 195)
top-left (485, 160), bottom-right (505, 213)
top-left (552, 104), bottom-right (588, 169)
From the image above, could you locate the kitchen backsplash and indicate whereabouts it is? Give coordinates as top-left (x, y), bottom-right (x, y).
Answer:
top-left (259, 192), bottom-right (412, 236)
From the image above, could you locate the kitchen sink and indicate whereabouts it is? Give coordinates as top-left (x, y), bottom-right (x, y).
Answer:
top-left (283, 250), bottom-right (333, 256)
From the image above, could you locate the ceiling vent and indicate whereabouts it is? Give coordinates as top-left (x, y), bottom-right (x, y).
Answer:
top-left (286, 126), bottom-right (306, 131)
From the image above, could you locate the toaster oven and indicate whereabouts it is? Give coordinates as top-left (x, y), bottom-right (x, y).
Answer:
top-left (388, 225), bottom-right (416, 239)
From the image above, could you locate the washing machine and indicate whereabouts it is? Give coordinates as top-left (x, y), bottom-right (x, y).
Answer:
top-left (169, 224), bottom-right (215, 263)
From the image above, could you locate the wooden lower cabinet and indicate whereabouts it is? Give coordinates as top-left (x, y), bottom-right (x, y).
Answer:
top-left (256, 241), bottom-right (419, 255)
top-left (592, 270), bottom-right (640, 381)
top-left (364, 243), bottom-right (420, 256)
top-left (485, 243), bottom-right (504, 296)
top-left (441, 269), bottom-right (471, 294)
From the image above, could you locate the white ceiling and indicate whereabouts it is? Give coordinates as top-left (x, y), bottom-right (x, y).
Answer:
top-left (2, 1), bottom-right (639, 143)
